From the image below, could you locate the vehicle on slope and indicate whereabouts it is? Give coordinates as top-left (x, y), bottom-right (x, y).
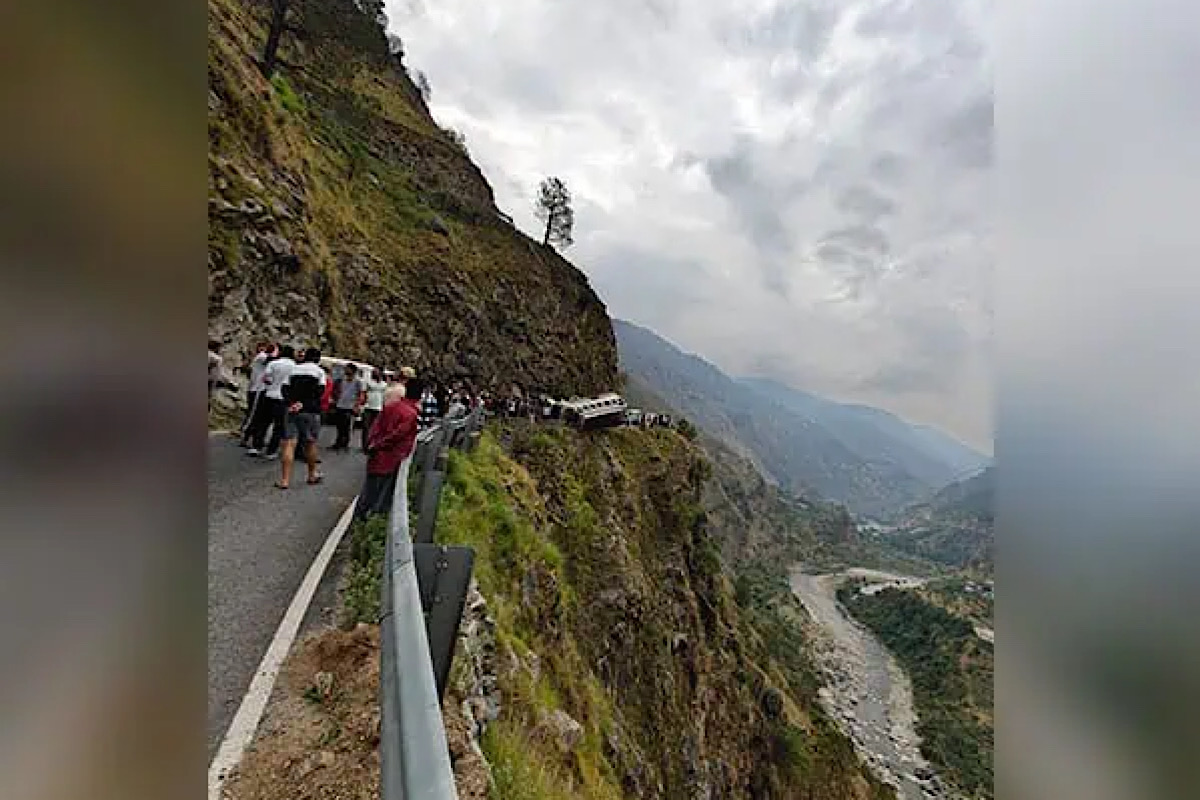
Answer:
top-left (562, 393), bottom-right (628, 431)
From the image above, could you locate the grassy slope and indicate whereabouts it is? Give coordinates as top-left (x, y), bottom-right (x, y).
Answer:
top-left (435, 424), bottom-right (895, 800)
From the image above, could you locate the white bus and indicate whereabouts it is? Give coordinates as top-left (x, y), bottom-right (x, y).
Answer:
top-left (562, 393), bottom-right (628, 431)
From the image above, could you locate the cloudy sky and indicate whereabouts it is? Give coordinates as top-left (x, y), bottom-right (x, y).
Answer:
top-left (387, 0), bottom-right (993, 452)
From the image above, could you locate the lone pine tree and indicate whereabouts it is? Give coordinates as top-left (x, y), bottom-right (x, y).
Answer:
top-left (535, 176), bottom-right (575, 249)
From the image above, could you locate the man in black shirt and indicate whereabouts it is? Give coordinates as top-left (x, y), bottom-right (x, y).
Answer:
top-left (277, 347), bottom-right (327, 489)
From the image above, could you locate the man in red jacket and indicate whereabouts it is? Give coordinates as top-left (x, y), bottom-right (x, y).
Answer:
top-left (354, 377), bottom-right (424, 522)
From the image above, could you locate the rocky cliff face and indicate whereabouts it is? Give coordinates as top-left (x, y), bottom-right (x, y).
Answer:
top-left (208, 0), bottom-right (617, 396)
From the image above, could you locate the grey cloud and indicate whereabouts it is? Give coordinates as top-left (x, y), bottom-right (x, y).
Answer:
top-left (498, 61), bottom-right (566, 114)
top-left (930, 91), bottom-right (993, 169)
top-left (853, 2), bottom-right (910, 38)
top-left (703, 142), bottom-right (798, 272)
top-left (642, 0), bottom-right (679, 26)
top-left (854, 0), bottom-right (973, 44)
top-left (814, 241), bottom-right (856, 264)
top-left (720, 1), bottom-right (840, 60)
top-left (869, 152), bottom-right (907, 185)
top-left (813, 68), bottom-right (861, 117)
top-left (670, 151), bottom-right (701, 171)
top-left (715, 1), bottom-right (844, 104)
top-left (836, 184), bottom-right (898, 222)
top-left (822, 224), bottom-right (890, 256)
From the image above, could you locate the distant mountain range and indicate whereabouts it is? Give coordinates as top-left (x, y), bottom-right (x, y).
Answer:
top-left (613, 319), bottom-right (989, 517)
top-left (885, 465), bottom-right (995, 573)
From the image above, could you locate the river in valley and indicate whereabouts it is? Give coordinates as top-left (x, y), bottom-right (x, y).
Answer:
top-left (789, 568), bottom-right (956, 800)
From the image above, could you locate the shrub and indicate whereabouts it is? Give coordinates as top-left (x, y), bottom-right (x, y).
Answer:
top-left (271, 73), bottom-right (305, 114)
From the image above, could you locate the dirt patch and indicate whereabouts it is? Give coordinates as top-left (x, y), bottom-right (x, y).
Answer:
top-left (223, 624), bottom-right (382, 800)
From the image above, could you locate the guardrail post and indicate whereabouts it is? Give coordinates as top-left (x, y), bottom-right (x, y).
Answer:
top-left (415, 445), bottom-right (448, 544)
top-left (413, 424), bottom-right (445, 506)
top-left (448, 418), bottom-right (468, 450)
top-left (462, 408), bottom-right (483, 452)
top-left (413, 544), bottom-right (475, 701)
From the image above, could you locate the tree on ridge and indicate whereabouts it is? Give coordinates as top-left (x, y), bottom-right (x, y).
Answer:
top-left (535, 176), bottom-right (574, 250)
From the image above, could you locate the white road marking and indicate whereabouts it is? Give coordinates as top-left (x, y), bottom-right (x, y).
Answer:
top-left (207, 497), bottom-right (358, 800)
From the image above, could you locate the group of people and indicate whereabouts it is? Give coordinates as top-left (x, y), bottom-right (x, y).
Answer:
top-left (220, 341), bottom-right (493, 507)
top-left (631, 411), bottom-right (674, 428)
top-left (221, 342), bottom-right (409, 491)
top-left (234, 343), bottom-right (398, 459)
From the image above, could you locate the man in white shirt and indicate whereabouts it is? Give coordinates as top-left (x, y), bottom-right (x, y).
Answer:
top-left (248, 344), bottom-right (295, 457)
top-left (239, 341), bottom-right (274, 446)
top-left (360, 367), bottom-right (387, 453)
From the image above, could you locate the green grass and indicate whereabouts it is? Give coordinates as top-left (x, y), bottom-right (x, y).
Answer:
top-left (341, 515), bottom-right (387, 625)
top-left (438, 434), bottom-right (563, 600)
top-left (482, 722), bottom-right (573, 800)
top-left (271, 72), bottom-right (305, 113)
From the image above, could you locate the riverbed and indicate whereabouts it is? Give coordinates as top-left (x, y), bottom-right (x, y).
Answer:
top-left (789, 568), bottom-right (954, 800)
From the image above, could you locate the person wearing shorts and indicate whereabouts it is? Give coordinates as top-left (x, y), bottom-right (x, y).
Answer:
top-left (277, 346), bottom-right (327, 489)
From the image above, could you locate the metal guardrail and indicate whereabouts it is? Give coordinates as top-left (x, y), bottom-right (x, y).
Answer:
top-left (379, 407), bottom-right (485, 800)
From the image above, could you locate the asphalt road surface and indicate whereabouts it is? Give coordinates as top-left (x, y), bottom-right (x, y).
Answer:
top-left (207, 427), bottom-right (364, 758)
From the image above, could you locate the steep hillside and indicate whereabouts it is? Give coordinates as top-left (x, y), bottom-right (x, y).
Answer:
top-left (207, 0), bottom-right (617, 396)
top-left (436, 424), bottom-right (896, 800)
top-left (614, 319), bottom-right (980, 518)
top-left (887, 467), bottom-right (994, 573)
top-left (628, 376), bottom-right (940, 578)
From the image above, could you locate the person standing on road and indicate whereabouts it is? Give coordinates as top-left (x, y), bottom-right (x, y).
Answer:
top-left (239, 341), bottom-right (273, 446)
top-left (356, 377), bottom-right (423, 521)
top-left (434, 382), bottom-right (449, 418)
top-left (277, 347), bottom-right (326, 489)
top-left (419, 381), bottom-right (440, 429)
top-left (447, 391), bottom-right (468, 420)
top-left (397, 365), bottom-right (416, 398)
top-left (360, 367), bottom-right (387, 452)
top-left (248, 344), bottom-right (295, 458)
top-left (208, 339), bottom-right (228, 407)
top-left (330, 363), bottom-right (364, 451)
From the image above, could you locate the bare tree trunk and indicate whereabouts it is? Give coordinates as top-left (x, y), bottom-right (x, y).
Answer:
top-left (542, 213), bottom-right (553, 246)
top-left (260, 0), bottom-right (290, 79)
